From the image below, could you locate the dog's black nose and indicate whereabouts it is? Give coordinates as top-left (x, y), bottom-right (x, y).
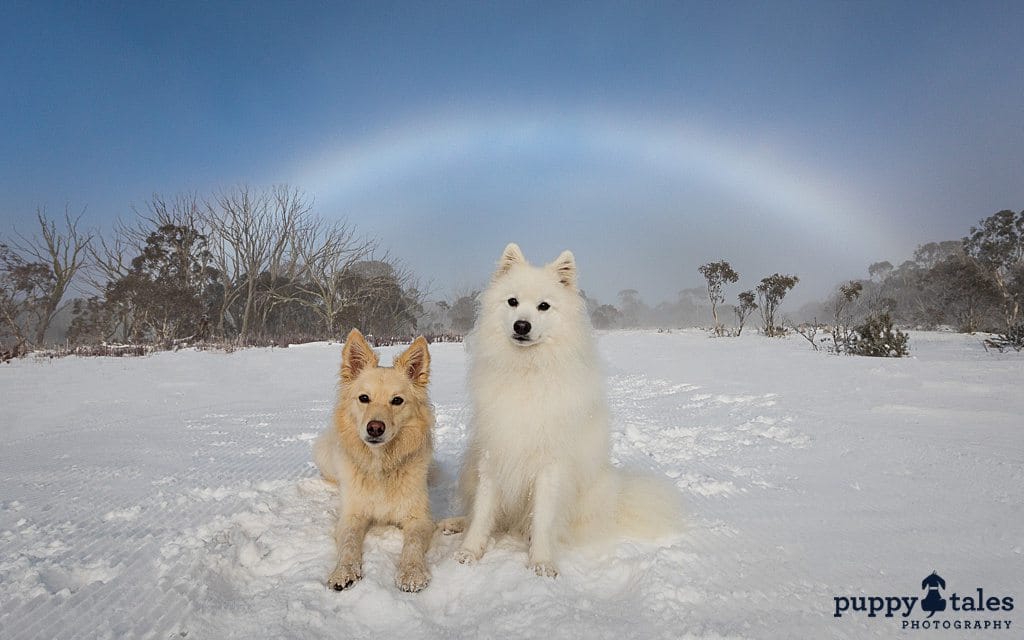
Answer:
top-left (513, 320), bottom-right (532, 336)
top-left (366, 421), bottom-right (385, 438)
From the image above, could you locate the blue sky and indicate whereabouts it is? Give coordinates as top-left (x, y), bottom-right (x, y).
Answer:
top-left (2, 1), bottom-right (1022, 305)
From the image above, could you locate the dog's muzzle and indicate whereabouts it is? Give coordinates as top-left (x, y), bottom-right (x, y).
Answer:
top-left (364, 420), bottom-right (386, 444)
top-left (512, 320), bottom-right (534, 344)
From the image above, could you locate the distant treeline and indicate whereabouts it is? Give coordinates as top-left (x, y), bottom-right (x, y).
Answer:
top-left (801, 209), bottom-right (1023, 334)
top-left (3, 197), bottom-right (1021, 357)
top-left (599, 208), bottom-right (1023, 336)
top-left (463, 207), bottom-right (1022, 337)
top-left (1, 185), bottom-right (427, 353)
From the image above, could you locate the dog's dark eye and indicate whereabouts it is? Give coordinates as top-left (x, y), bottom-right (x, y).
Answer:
top-left (358, 394), bottom-right (370, 403)
top-left (507, 297), bottom-right (519, 307)
top-left (537, 302), bottom-right (550, 311)
top-left (391, 396), bottom-right (404, 406)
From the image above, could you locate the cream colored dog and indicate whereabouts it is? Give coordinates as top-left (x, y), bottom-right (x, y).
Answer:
top-left (448, 244), bottom-right (683, 577)
top-left (313, 329), bottom-right (435, 592)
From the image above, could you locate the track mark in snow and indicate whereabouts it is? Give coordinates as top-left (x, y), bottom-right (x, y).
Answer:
top-left (607, 374), bottom-right (701, 401)
top-left (674, 472), bottom-right (738, 496)
top-left (281, 432), bottom-right (319, 443)
top-left (0, 400), bottom-right (330, 640)
top-left (36, 560), bottom-right (123, 595)
top-left (102, 506), bottom-right (142, 522)
top-left (607, 374), bottom-right (809, 499)
top-left (160, 477), bottom-right (336, 601)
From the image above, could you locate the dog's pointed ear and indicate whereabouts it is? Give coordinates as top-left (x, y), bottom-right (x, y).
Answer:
top-left (341, 328), bottom-right (378, 382)
top-left (550, 250), bottom-right (577, 289)
top-left (494, 242), bottom-right (526, 279)
top-left (394, 336), bottom-right (430, 388)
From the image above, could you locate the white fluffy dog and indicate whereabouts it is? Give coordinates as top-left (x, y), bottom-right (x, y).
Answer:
top-left (450, 243), bottom-right (683, 577)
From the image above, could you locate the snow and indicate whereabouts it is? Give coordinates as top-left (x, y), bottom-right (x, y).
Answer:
top-left (1, 331), bottom-right (1021, 639)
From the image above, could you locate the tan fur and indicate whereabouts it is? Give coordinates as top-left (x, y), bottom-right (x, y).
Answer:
top-left (313, 328), bottom-right (435, 592)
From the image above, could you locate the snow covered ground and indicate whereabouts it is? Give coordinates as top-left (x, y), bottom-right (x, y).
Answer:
top-left (1, 331), bottom-right (1021, 639)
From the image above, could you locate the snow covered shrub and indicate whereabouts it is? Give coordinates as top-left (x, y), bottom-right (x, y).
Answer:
top-left (849, 313), bottom-right (910, 357)
top-left (792, 320), bottom-right (824, 351)
top-left (984, 322), bottom-right (1024, 352)
top-left (1, 341), bottom-right (28, 363)
top-left (828, 280), bottom-right (863, 353)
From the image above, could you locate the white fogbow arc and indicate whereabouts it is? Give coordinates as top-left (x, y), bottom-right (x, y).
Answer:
top-left (293, 111), bottom-right (883, 252)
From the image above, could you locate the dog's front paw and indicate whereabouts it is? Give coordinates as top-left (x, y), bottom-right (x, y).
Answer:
top-left (396, 564), bottom-right (430, 592)
top-left (438, 517), bottom-right (466, 535)
top-left (327, 563), bottom-right (362, 591)
top-left (454, 546), bottom-right (482, 565)
top-left (529, 560), bottom-right (559, 578)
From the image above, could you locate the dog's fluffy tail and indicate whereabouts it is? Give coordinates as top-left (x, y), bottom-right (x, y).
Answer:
top-left (574, 467), bottom-right (684, 546)
top-left (613, 471), bottom-right (685, 540)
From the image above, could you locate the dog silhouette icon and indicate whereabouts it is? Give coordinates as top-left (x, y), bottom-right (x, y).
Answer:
top-left (920, 571), bottom-right (947, 618)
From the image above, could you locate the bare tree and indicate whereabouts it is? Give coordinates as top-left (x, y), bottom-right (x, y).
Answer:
top-left (203, 185), bottom-right (308, 340)
top-left (9, 207), bottom-right (93, 346)
top-left (292, 217), bottom-right (377, 338)
top-left (828, 280), bottom-right (863, 352)
top-left (792, 318), bottom-right (822, 351)
top-left (1, 242), bottom-right (48, 346)
top-left (86, 222), bottom-right (137, 291)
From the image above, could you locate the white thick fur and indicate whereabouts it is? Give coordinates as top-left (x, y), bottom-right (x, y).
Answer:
top-left (454, 243), bottom-right (683, 576)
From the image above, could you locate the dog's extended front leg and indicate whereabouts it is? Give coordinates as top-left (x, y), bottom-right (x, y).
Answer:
top-left (455, 464), bottom-right (498, 564)
top-left (396, 517), bottom-right (433, 592)
top-left (328, 512), bottom-right (370, 590)
top-left (528, 465), bottom-right (562, 577)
